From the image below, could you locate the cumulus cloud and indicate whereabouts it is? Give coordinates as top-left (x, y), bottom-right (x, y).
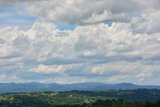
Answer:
top-left (0, 18), bottom-right (159, 84)
top-left (0, 0), bottom-right (159, 84)
top-left (82, 10), bottom-right (112, 24)
top-left (25, 0), bottom-right (144, 25)
top-left (1, 0), bottom-right (159, 26)
top-left (33, 64), bottom-right (82, 74)
top-left (131, 10), bottom-right (160, 34)
top-left (33, 64), bottom-right (66, 74)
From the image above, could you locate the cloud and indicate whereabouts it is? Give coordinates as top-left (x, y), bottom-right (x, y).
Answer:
top-left (26, 0), bottom-right (160, 34)
top-left (0, 0), bottom-right (40, 7)
top-left (33, 64), bottom-right (67, 74)
top-left (25, 0), bottom-right (143, 25)
top-left (136, 70), bottom-right (153, 82)
top-left (1, 0), bottom-right (159, 32)
top-left (0, 18), bottom-right (159, 84)
top-left (0, 0), bottom-right (159, 84)
top-left (82, 10), bottom-right (112, 24)
top-left (131, 10), bottom-right (160, 34)
top-left (0, 73), bottom-right (6, 81)
top-left (33, 64), bottom-right (82, 74)
top-left (0, 38), bottom-right (6, 44)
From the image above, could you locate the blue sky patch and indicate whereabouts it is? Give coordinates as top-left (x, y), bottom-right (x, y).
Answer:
top-left (56, 23), bottom-right (76, 31)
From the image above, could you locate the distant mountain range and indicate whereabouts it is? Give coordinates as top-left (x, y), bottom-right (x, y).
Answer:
top-left (0, 82), bottom-right (159, 93)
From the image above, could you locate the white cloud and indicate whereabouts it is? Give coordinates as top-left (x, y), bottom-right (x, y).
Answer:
top-left (82, 10), bottom-right (112, 24)
top-left (106, 76), bottom-right (123, 83)
top-left (0, 19), bottom-right (159, 84)
top-left (0, 27), bottom-right (20, 41)
top-left (91, 61), bottom-right (139, 74)
top-left (0, 0), bottom-right (159, 84)
top-left (131, 10), bottom-right (160, 34)
top-left (24, 0), bottom-right (160, 35)
top-left (25, 0), bottom-right (143, 25)
top-left (0, 72), bottom-right (19, 82)
top-left (136, 70), bottom-right (153, 82)
top-left (0, 73), bottom-right (6, 81)
top-left (0, 45), bottom-right (14, 58)
top-left (33, 64), bottom-right (66, 74)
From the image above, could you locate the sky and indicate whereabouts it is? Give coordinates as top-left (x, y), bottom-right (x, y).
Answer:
top-left (0, 0), bottom-right (160, 85)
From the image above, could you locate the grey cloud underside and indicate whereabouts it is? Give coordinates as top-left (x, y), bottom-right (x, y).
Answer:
top-left (0, 0), bottom-right (154, 25)
top-left (26, 0), bottom-right (142, 25)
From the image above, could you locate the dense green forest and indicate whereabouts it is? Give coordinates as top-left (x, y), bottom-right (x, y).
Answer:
top-left (0, 89), bottom-right (160, 107)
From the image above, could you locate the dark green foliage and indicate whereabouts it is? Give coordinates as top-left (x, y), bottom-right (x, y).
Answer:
top-left (57, 99), bottom-right (160, 107)
top-left (0, 89), bottom-right (159, 107)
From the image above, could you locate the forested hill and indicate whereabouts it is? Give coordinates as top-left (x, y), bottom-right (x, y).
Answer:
top-left (0, 89), bottom-right (160, 107)
top-left (0, 82), bottom-right (160, 93)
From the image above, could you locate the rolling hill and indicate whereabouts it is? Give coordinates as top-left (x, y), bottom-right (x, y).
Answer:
top-left (0, 82), bottom-right (159, 93)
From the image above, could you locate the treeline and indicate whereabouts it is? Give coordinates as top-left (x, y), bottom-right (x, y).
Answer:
top-left (57, 99), bottom-right (160, 107)
top-left (66, 89), bottom-right (160, 102)
top-left (0, 99), bottom-right (160, 107)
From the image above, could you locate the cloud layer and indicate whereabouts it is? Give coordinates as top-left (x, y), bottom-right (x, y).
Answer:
top-left (0, 0), bottom-right (159, 84)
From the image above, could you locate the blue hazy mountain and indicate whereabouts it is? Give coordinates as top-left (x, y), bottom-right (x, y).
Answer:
top-left (0, 82), bottom-right (159, 93)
